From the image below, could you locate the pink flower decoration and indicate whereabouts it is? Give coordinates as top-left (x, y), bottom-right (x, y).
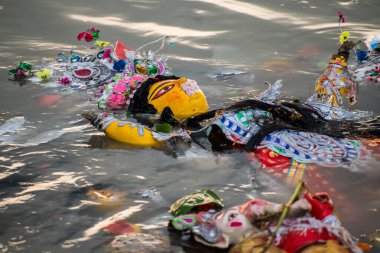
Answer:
top-left (338, 10), bottom-right (345, 23)
top-left (107, 94), bottom-right (126, 109)
top-left (118, 79), bottom-right (128, 86)
top-left (57, 77), bottom-right (71, 85)
top-left (102, 49), bottom-right (111, 59)
top-left (113, 84), bottom-right (127, 93)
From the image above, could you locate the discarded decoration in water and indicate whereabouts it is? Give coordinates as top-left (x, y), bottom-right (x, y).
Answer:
top-left (8, 62), bottom-right (33, 81)
top-left (7, 29), bottom-right (173, 91)
top-left (4, 13), bottom-right (380, 252)
top-left (103, 220), bottom-right (141, 235)
top-left (354, 34), bottom-right (380, 83)
top-left (85, 188), bottom-right (126, 206)
top-left (4, 20), bottom-right (379, 169)
top-left (169, 189), bottom-right (224, 217)
top-left (168, 185), bottom-right (364, 253)
top-left (110, 232), bottom-right (171, 253)
top-left (83, 76), bottom-right (378, 168)
top-left (77, 27), bottom-right (100, 43)
top-left (307, 30), bottom-right (360, 107)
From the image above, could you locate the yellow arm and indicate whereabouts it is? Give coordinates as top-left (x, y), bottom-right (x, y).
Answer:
top-left (83, 112), bottom-right (162, 147)
top-left (104, 120), bottom-right (161, 147)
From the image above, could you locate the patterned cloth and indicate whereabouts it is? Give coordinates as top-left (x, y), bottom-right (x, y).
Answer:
top-left (208, 109), bottom-right (363, 166)
top-left (207, 109), bottom-right (272, 144)
top-left (258, 130), bottom-right (362, 165)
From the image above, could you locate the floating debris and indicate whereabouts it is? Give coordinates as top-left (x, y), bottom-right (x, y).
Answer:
top-left (86, 188), bottom-right (126, 206)
top-left (103, 220), bottom-right (141, 235)
top-left (110, 233), bottom-right (171, 253)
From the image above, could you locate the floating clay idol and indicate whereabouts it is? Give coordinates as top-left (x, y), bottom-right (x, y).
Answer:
top-left (307, 31), bottom-right (361, 107)
top-left (83, 75), bottom-right (209, 147)
top-left (170, 191), bottom-right (362, 253)
top-left (84, 76), bottom-right (380, 167)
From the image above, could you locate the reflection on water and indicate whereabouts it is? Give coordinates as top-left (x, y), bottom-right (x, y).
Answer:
top-left (192, 0), bottom-right (310, 25)
top-left (68, 14), bottom-right (227, 38)
top-left (0, 0), bottom-right (380, 252)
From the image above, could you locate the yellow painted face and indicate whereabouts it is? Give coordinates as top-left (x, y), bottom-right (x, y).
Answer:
top-left (147, 77), bottom-right (209, 121)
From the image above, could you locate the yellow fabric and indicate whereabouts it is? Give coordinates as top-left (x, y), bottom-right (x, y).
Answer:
top-left (104, 121), bottom-right (161, 147)
top-left (147, 78), bottom-right (209, 121)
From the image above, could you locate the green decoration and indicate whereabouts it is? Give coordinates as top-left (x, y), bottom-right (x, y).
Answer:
top-left (156, 123), bottom-right (172, 133)
top-left (169, 189), bottom-right (223, 216)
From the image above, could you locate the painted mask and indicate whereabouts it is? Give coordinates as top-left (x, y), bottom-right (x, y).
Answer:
top-left (192, 200), bottom-right (283, 248)
top-left (129, 76), bottom-right (209, 121)
top-left (148, 77), bottom-right (208, 120)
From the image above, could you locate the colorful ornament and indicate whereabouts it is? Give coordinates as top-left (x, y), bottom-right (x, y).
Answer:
top-left (114, 40), bottom-right (133, 60)
top-left (77, 27), bottom-right (99, 42)
top-left (155, 123), bottom-right (172, 133)
top-left (113, 59), bottom-right (127, 72)
top-left (98, 75), bottom-right (147, 110)
top-left (56, 52), bottom-right (67, 63)
top-left (365, 66), bottom-right (380, 82)
top-left (57, 76), bottom-right (71, 85)
top-left (308, 55), bottom-right (357, 107)
top-left (8, 62), bottom-right (33, 80)
top-left (356, 50), bottom-right (368, 63)
top-left (171, 214), bottom-right (198, 230)
top-left (364, 33), bottom-right (380, 52)
top-left (102, 48), bottom-right (111, 59)
top-left (169, 189), bottom-right (223, 216)
top-left (338, 10), bottom-right (346, 25)
top-left (113, 38), bottom-right (171, 76)
top-left (340, 31), bottom-right (350, 45)
top-left (36, 69), bottom-right (52, 80)
top-left (95, 40), bottom-right (110, 48)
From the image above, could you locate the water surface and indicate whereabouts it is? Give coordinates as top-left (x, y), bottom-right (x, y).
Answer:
top-left (0, 0), bottom-right (379, 252)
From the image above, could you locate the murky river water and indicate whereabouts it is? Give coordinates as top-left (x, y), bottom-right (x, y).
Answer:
top-left (0, 0), bottom-right (379, 252)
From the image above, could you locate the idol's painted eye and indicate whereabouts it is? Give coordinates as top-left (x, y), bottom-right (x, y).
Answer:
top-left (152, 85), bottom-right (174, 100)
top-left (228, 213), bottom-right (237, 221)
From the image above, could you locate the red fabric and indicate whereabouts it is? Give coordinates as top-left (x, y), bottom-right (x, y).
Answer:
top-left (304, 193), bottom-right (334, 220)
top-left (252, 148), bottom-right (291, 170)
top-left (277, 227), bottom-right (336, 253)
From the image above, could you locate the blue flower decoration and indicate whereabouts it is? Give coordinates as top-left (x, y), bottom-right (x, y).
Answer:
top-left (356, 50), bottom-right (368, 63)
top-left (113, 59), bottom-right (127, 72)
